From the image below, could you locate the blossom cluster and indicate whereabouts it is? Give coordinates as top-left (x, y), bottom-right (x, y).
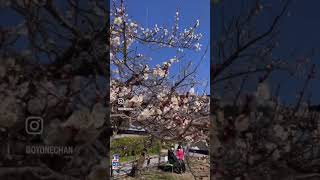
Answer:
top-left (138, 11), bottom-right (203, 51)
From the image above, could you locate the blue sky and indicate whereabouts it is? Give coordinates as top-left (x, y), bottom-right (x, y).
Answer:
top-left (213, 0), bottom-right (320, 105)
top-left (269, 0), bottom-right (320, 105)
top-left (124, 0), bottom-right (210, 95)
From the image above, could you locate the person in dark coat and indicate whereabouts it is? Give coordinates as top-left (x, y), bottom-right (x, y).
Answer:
top-left (168, 147), bottom-right (176, 164)
top-left (160, 146), bottom-right (183, 173)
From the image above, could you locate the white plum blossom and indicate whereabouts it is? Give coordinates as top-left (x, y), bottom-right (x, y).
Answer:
top-left (129, 95), bottom-right (144, 106)
top-left (189, 87), bottom-right (195, 95)
top-left (181, 105), bottom-right (188, 112)
top-left (164, 29), bottom-right (168, 35)
top-left (163, 62), bottom-right (171, 67)
top-left (143, 73), bottom-right (149, 80)
top-left (110, 91), bottom-right (117, 102)
top-left (118, 87), bottom-right (131, 97)
top-left (196, 19), bottom-right (200, 27)
top-left (155, 108), bottom-right (162, 115)
top-left (169, 57), bottom-right (178, 63)
top-left (130, 22), bottom-right (137, 27)
top-left (171, 96), bottom-right (179, 105)
top-left (194, 42), bottom-right (202, 51)
top-left (111, 36), bottom-right (121, 46)
top-left (153, 67), bottom-right (167, 78)
top-left (157, 92), bottom-right (166, 101)
top-left (114, 17), bottom-right (123, 26)
top-left (138, 108), bottom-right (153, 120)
top-left (163, 106), bottom-right (171, 113)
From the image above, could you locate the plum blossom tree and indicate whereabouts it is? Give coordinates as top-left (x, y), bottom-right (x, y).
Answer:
top-left (110, 0), bottom-right (209, 141)
top-left (110, 0), bottom-right (210, 176)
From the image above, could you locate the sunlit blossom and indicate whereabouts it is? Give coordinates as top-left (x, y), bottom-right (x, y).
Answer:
top-left (114, 17), bottom-right (123, 26)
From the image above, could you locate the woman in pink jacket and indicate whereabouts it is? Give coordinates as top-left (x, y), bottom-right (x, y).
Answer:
top-left (175, 145), bottom-right (186, 173)
top-left (176, 145), bottom-right (184, 160)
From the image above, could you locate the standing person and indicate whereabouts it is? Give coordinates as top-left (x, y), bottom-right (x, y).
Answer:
top-left (168, 146), bottom-right (176, 164)
top-left (166, 146), bottom-right (176, 172)
top-left (176, 145), bottom-right (186, 173)
top-left (176, 145), bottom-right (184, 161)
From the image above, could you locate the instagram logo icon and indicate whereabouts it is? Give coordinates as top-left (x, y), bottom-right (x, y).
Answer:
top-left (25, 116), bottom-right (43, 135)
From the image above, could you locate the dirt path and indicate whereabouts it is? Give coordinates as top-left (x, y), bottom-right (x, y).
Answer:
top-left (112, 152), bottom-right (209, 179)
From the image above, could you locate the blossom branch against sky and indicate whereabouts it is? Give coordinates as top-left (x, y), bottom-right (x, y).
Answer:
top-left (110, 0), bottom-right (210, 143)
top-left (111, 0), bottom-right (210, 95)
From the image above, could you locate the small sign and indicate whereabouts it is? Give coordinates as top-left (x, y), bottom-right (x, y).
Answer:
top-left (112, 154), bottom-right (120, 170)
top-left (112, 162), bottom-right (120, 170)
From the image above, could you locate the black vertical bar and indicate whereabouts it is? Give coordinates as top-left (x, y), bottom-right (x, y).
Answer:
top-left (210, 0), bottom-right (215, 179)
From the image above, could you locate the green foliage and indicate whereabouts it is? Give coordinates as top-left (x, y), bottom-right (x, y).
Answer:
top-left (111, 136), bottom-right (161, 158)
